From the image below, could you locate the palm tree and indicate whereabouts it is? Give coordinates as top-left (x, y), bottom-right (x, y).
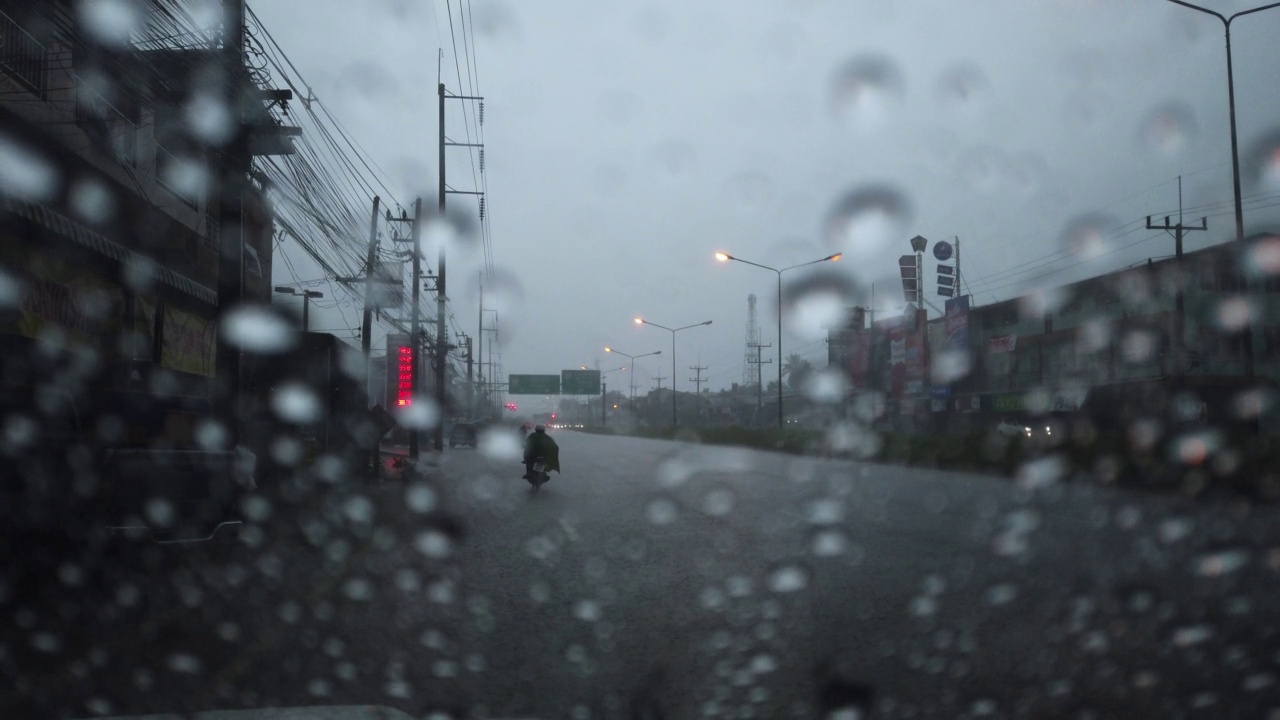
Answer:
top-left (783, 353), bottom-right (813, 391)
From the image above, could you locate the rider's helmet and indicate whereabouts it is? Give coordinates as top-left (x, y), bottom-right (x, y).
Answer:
top-left (534, 424), bottom-right (546, 432)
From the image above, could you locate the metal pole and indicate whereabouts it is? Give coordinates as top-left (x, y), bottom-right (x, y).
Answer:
top-left (1224, 23), bottom-right (1257, 379)
top-left (602, 382), bottom-right (607, 425)
top-left (776, 270), bottom-right (783, 429)
top-left (361, 196), bottom-right (380, 396)
top-left (436, 82), bottom-right (448, 451)
top-left (630, 364), bottom-right (635, 417)
top-left (477, 274), bottom-right (484, 412)
top-left (671, 331), bottom-right (677, 427)
top-left (215, 0), bottom-right (247, 447)
top-left (409, 197), bottom-right (423, 460)
top-left (301, 293), bottom-right (310, 333)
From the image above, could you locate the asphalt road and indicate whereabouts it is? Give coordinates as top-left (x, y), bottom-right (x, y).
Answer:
top-left (6, 429), bottom-right (1280, 719)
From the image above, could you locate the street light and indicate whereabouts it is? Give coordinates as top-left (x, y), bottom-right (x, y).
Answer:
top-left (274, 286), bottom-right (324, 332)
top-left (1164, 0), bottom-right (1280, 379)
top-left (605, 346), bottom-right (662, 415)
top-left (715, 251), bottom-right (843, 428)
top-left (634, 317), bottom-right (713, 427)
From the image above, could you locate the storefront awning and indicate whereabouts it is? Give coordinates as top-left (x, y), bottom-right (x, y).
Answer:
top-left (2, 195), bottom-right (217, 305)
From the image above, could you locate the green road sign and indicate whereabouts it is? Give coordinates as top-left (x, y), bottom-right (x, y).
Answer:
top-left (561, 369), bottom-right (601, 395)
top-left (508, 374), bottom-right (560, 395)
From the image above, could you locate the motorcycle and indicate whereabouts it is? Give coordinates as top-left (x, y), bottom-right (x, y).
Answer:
top-left (525, 457), bottom-right (549, 493)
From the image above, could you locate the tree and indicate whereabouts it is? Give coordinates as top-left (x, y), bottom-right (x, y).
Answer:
top-left (783, 353), bottom-right (813, 391)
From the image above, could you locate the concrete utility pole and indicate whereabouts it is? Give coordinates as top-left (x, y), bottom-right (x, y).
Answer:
top-left (463, 334), bottom-right (473, 417)
top-left (1146, 176), bottom-right (1207, 379)
top-left (601, 382), bottom-right (608, 426)
top-left (748, 343), bottom-right (772, 410)
top-left (360, 196), bottom-right (380, 392)
top-left (653, 374), bottom-right (666, 391)
top-left (477, 273), bottom-right (484, 411)
top-left (215, 0), bottom-right (249, 445)
top-left (689, 362), bottom-right (707, 422)
top-left (408, 197), bottom-right (424, 460)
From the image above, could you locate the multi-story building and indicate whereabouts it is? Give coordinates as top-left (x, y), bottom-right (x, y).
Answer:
top-left (830, 235), bottom-right (1280, 432)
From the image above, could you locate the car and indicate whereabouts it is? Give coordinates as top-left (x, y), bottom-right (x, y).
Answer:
top-left (448, 421), bottom-right (479, 449)
top-left (995, 418), bottom-right (1031, 438)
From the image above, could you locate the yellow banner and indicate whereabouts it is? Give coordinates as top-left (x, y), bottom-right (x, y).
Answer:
top-left (161, 304), bottom-right (216, 377)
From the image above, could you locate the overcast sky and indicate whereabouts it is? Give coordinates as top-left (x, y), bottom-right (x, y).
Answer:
top-left (254, 0), bottom-right (1280, 403)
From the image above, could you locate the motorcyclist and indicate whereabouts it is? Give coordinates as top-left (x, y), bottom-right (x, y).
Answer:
top-left (522, 424), bottom-right (560, 481)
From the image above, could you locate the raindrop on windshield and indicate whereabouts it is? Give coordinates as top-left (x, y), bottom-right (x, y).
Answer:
top-left (0, 133), bottom-right (59, 201)
top-left (220, 305), bottom-right (299, 354)
top-left (931, 349), bottom-right (972, 384)
top-left (802, 367), bottom-right (850, 403)
top-left (1138, 101), bottom-right (1197, 157)
top-left (766, 563), bottom-right (810, 593)
top-left (1215, 296), bottom-right (1253, 333)
top-left (405, 483), bottom-right (438, 513)
top-left (823, 186), bottom-right (912, 266)
top-left (394, 397), bottom-right (441, 430)
top-left (829, 55), bottom-right (904, 129)
top-left (781, 272), bottom-right (855, 341)
top-left (1246, 129), bottom-right (1280, 190)
top-left (1059, 213), bottom-right (1121, 260)
top-left (414, 529), bottom-right (452, 559)
top-left (69, 178), bottom-right (115, 225)
top-left (77, 0), bottom-right (144, 47)
top-left (271, 382), bottom-right (324, 424)
top-left (701, 486), bottom-right (735, 516)
top-left (645, 496), bottom-right (679, 525)
top-left (574, 599), bottom-right (602, 622)
top-left (478, 426), bottom-right (522, 461)
top-left (811, 528), bottom-right (849, 557)
top-left (935, 63), bottom-right (989, 115)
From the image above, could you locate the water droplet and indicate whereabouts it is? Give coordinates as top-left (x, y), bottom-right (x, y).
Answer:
top-left (69, 177), bottom-right (115, 225)
top-left (645, 496), bottom-right (678, 525)
top-left (829, 55), bottom-right (904, 129)
top-left (529, 580), bottom-right (551, 603)
top-left (1172, 624), bottom-right (1215, 647)
top-left (936, 63), bottom-right (989, 114)
top-left (272, 382), bottom-right (324, 424)
top-left (724, 170), bottom-right (773, 213)
top-left (806, 499), bottom-right (844, 525)
top-left (1233, 386), bottom-right (1276, 420)
top-left (1195, 548), bottom-right (1250, 577)
top-left (811, 528), bottom-right (849, 557)
top-left (767, 563), bottom-right (810, 593)
top-left (166, 653), bottom-right (203, 674)
top-left (654, 139), bottom-right (695, 175)
top-left (574, 599), bottom-right (601, 622)
top-left (823, 421), bottom-right (881, 458)
top-left (405, 482), bottom-right (437, 513)
top-left (726, 575), bottom-right (754, 598)
top-left (307, 678), bottom-right (332, 697)
top-left (1244, 234), bottom-right (1280, 278)
top-left (478, 426), bottom-right (521, 461)
top-left (1243, 672), bottom-right (1276, 691)
top-left (1158, 517), bottom-right (1193, 544)
top-left (1139, 102), bottom-right (1196, 157)
top-left (910, 595), bottom-right (938, 617)
top-left (183, 90), bottom-right (235, 145)
top-left (1078, 319), bottom-right (1112, 353)
top-left (1016, 455), bottom-right (1066, 490)
top-left (220, 305), bottom-right (299, 354)
top-left (802, 367), bottom-right (849, 403)
top-left (782, 271), bottom-right (855, 342)
top-left (984, 583), bottom-right (1018, 606)
top-left (1120, 330), bottom-right (1157, 364)
top-left (159, 154), bottom-right (210, 199)
top-left (701, 486), bottom-right (735, 516)
top-left (144, 498), bottom-right (175, 527)
top-left (1215, 295), bottom-right (1253, 332)
top-left (931, 349), bottom-right (972, 384)
top-left (78, 0), bottom-right (144, 46)
top-left (823, 186), bottom-right (912, 265)
top-left (394, 397), bottom-right (441, 430)
top-left (342, 495), bottom-right (374, 524)
top-left (1059, 213), bottom-right (1121, 260)
top-left (699, 586), bottom-right (727, 611)
top-left (0, 133), bottom-right (59, 201)
top-left (1247, 129), bottom-right (1280, 191)
top-left (343, 577), bottom-right (375, 601)
top-left (414, 529), bottom-right (452, 558)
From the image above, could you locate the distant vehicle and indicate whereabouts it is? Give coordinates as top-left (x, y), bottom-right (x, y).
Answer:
top-left (995, 418), bottom-right (1031, 438)
top-left (449, 421), bottom-right (479, 449)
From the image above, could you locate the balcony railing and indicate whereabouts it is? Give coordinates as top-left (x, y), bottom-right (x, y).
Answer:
top-left (75, 78), bottom-right (139, 167)
top-left (0, 8), bottom-right (47, 97)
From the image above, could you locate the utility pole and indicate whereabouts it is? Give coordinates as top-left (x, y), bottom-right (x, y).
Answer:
top-left (215, 0), bottom-right (248, 446)
top-left (601, 382), bottom-right (608, 426)
top-left (360, 196), bottom-right (380, 386)
top-left (438, 81), bottom-right (485, 449)
top-left (463, 334), bottom-right (473, 417)
top-left (477, 273), bottom-right (484, 413)
top-left (689, 362), bottom-right (707, 424)
top-left (1146, 176), bottom-right (1207, 379)
top-left (653, 374), bottom-right (666, 391)
top-left (748, 343), bottom-right (772, 411)
top-left (408, 197), bottom-right (423, 460)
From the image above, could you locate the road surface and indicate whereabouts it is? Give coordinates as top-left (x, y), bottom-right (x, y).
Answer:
top-left (5, 429), bottom-right (1280, 719)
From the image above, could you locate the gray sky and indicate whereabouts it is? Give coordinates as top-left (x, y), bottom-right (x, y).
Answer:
top-left (255, 0), bottom-right (1280, 404)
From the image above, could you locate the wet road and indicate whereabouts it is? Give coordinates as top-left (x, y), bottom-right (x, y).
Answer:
top-left (6, 429), bottom-right (1280, 719)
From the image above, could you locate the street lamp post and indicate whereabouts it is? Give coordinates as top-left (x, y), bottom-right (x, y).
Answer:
top-left (599, 364), bottom-right (627, 425)
top-left (634, 318), bottom-right (712, 427)
top-left (715, 251), bottom-right (842, 428)
top-left (1164, 0), bottom-right (1280, 379)
top-left (605, 347), bottom-right (662, 417)
top-left (274, 286), bottom-right (324, 332)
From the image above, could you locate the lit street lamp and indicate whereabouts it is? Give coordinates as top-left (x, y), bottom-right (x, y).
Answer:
top-left (605, 346), bottom-right (663, 415)
top-left (274, 286), bottom-right (324, 332)
top-left (715, 251), bottom-right (842, 428)
top-left (634, 317), bottom-right (712, 427)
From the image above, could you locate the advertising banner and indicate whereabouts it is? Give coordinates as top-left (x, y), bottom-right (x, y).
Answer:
top-left (161, 304), bottom-right (216, 377)
top-left (988, 334), bottom-right (1018, 353)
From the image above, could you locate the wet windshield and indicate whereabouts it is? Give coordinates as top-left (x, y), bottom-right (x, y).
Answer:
top-left (6, 1), bottom-right (1280, 718)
